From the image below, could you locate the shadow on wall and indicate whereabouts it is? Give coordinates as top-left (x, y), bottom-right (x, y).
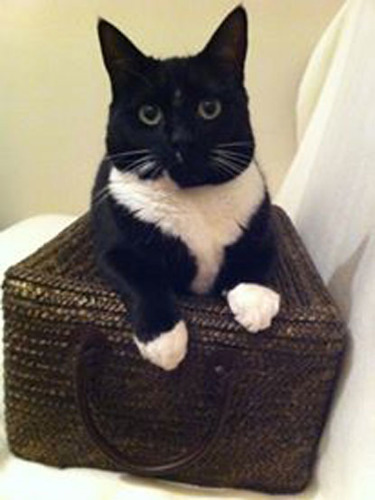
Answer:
top-left (327, 236), bottom-right (369, 323)
top-left (315, 236), bottom-right (369, 474)
top-left (326, 235), bottom-right (370, 396)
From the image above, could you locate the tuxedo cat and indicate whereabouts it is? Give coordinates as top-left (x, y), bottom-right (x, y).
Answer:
top-left (91, 6), bottom-right (280, 371)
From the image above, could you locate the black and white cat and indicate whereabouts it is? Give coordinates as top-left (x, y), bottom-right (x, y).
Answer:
top-left (91, 6), bottom-right (280, 371)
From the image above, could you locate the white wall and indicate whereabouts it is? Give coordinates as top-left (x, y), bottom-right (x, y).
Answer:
top-left (0, 0), bottom-right (343, 228)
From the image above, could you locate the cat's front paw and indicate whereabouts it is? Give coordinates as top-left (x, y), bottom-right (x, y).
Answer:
top-left (134, 320), bottom-right (188, 371)
top-left (227, 283), bottom-right (280, 333)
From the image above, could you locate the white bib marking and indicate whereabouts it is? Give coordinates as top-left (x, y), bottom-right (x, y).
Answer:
top-left (109, 164), bottom-right (265, 294)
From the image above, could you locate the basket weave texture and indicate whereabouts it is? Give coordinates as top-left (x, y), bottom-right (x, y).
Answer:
top-left (2, 206), bottom-right (346, 494)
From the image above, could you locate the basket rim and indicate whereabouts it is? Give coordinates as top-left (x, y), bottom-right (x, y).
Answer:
top-left (2, 205), bottom-right (348, 349)
top-left (3, 274), bottom-right (347, 353)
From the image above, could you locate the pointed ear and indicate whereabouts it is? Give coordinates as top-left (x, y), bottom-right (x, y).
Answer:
top-left (97, 18), bottom-right (146, 89)
top-left (201, 6), bottom-right (248, 77)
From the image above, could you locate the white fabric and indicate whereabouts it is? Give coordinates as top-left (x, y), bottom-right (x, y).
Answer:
top-left (2, 1), bottom-right (375, 496)
top-left (277, 0), bottom-right (375, 498)
top-left (295, 2), bottom-right (347, 142)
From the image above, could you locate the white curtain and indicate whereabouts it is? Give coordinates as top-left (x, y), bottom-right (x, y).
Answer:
top-left (277, 0), bottom-right (375, 499)
top-left (2, 2), bottom-right (375, 499)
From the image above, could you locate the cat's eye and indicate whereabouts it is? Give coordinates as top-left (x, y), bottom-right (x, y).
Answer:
top-left (197, 99), bottom-right (222, 120)
top-left (138, 104), bottom-right (163, 126)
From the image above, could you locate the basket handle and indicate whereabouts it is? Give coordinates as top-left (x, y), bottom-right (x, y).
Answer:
top-left (75, 330), bottom-right (236, 477)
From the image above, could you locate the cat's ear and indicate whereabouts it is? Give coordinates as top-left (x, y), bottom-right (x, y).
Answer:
top-left (98, 19), bottom-right (146, 89)
top-left (201, 6), bottom-right (248, 77)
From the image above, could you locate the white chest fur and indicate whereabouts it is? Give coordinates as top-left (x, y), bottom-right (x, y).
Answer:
top-left (109, 164), bottom-right (265, 294)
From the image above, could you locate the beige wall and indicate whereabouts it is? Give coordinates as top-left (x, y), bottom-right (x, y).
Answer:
top-left (1, 0), bottom-right (343, 228)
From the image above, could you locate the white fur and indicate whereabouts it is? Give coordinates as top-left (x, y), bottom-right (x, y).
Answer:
top-left (227, 283), bottom-right (280, 333)
top-left (109, 163), bottom-right (265, 294)
top-left (134, 320), bottom-right (188, 370)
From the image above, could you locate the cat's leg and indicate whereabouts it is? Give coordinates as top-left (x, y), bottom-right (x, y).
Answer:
top-left (222, 254), bottom-right (281, 333)
top-left (131, 291), bottom-right (188, 370)
top-left (216, 202), bottom-right (280, 333)
top-left (97, 248), bottom-right (188, 370)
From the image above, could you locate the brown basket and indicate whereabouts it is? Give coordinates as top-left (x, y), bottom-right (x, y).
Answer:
top-left (2, 206), bottom-right (346, 494)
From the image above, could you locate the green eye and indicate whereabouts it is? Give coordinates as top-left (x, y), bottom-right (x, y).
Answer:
top-left (138, 104), bottom-right (163, 126)
top-left (198, 99), bottom-right (222, 120)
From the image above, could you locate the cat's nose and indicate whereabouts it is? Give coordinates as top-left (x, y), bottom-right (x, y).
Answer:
top-left (171, 128), bottom-right (192, 164)
top-left (171, 127), bottom-right (193, 150)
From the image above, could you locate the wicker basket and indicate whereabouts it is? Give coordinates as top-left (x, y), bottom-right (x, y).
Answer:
top-left (2, 206), bottom-right (346, 494)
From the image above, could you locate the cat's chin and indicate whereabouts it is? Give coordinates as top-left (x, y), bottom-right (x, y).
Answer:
top-left (167, 168), bottom-right (237, 189)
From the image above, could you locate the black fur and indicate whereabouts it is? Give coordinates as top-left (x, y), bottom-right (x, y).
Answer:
top-left (91, 7), bottom-right (275, 346)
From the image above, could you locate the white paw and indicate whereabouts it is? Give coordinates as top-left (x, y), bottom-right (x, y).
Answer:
top-left (134, 321), bottom-right (188, 371)
top-left (227, 283), bottom-right (280, 333)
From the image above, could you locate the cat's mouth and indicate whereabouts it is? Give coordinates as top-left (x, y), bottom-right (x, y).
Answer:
top-left (167, 157), bottom-right (217, 188)
top-left (168, 168), bottom-right (205, 188)
top-left (161, 148), bottom-right (202, 187)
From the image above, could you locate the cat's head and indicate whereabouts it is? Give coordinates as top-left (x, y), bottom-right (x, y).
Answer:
top-left (98, 6), bottom-right (254, 188)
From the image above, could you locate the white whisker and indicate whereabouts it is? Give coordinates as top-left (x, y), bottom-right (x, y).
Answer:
top-left (126, 154), bottom-right (155, 171)
top-left (214, 148), bottom-right (247, 156)
top-left (210, 157), bottom-right (237, 178)
top-left (210, 155), bottom-right (244, 175)
top-left (149, 163), bottom-right (163, 180)
top-left (103, 149), bottom-right (150, 162)
top-left (91, 190), bottom-right (111, 207)
top-left (92, 186), bottom-right (110, 202)
top-left (215, 163), bottom-right (236, 178)
top-left (138, 161), bottom-right (157, 176)
top-left (213, 150), bottom-right (249, 166)
top-left (216, 141), bottom-right (252, 148)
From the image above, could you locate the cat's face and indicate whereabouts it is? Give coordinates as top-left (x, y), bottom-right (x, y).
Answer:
top-left (98, 7), bottom-right (254, 188)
